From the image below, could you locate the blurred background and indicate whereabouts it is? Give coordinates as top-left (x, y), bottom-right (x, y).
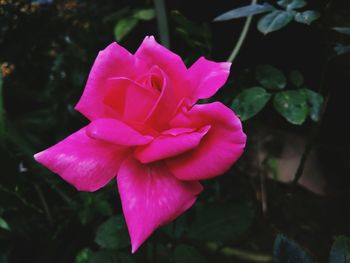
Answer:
top-left (1, 0), bottom-right (350, 262)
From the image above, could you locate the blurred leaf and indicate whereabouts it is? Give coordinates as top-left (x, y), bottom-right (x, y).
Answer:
top-left (330, 236), bottom-right (350, 263)
top-left (95, 216), bottom-right (130, 249)
top-left (257, 10), bottom-right (294, 34)
top-left (274, 234), bottom-right (313, 263)
top-left (333, 27), bottom-right (350, 35)
top-left (274, 90), bottom-right (308, 125)
top-left (133, 8), bottom-right (155, 21)
top-left (256, 65), bottom-right (287, 90)
top-left (289, 70), bottom-right (304, 87)
top-left (103, 7), bottom-right (131, 23)
top-left (231, 87), bottom-right (271, 121)
top-left (188, 203), bottom-right (254, 242)
top-left (294, 11), bottom-right (320, 25)
top-left (334, 44), bottom-right (350, 56)
top-left (174, 245), bottom-right (206, 263)
top-left (277, 0), bottom-right (307, 10)
top-left (75, 248), bottom-right (92, 263)
top-left (0, 71), bottom-right (4, 139)
top-left (0, 217), bottom-right (10, 231)
top-left (114, 17), bottom-right (138, 41)
top-left (87, 251), bottom-right (117, 263)
top-left (214, 3), bottom-right (275, 21)
top-left (302, 89), bottom-right (324, 122)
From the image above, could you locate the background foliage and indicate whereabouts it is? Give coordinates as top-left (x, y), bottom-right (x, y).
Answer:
top-left (1, 0), bottom-right (350, 262)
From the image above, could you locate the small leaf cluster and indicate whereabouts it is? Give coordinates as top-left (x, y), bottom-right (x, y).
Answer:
top-left (332, 27), bottom-right (350, 56)
top-left (214, 0), bottom-right (320, 34)
top-left (231, 65), bottom-right (324, 125)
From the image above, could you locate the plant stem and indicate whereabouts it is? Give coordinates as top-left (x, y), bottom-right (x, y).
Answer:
top-left (227, 0), bottom-right (257, 63)
top-left (154, 0), bottom-right (170, 48)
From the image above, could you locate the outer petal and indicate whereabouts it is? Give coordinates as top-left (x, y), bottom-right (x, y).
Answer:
top-left (167, 102), bottom-right (246, 181)
top-left (86, 118), bottom-right (153, 146)
top-left (188, 57), bottom-right (231, 100)
top-left (135, 36), bottom-right (190, 100)
top-left (75, 42), bottom-right (147, 120)
top-left (134, 125), bottom-right (210, 163)
top-left (117, 158), bottom-right (203, 253)
top-left (34, 128), bottom-right (128, 192)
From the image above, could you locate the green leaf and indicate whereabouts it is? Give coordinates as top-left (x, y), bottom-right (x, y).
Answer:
top-left (330, 236), bottom-right (350, 263)
top-left (0, 217), bottom-right (10, 231)
top-left (214, 3), bottom-right (275, 21)
top-left (188, 203), bottom-right (254, 242)
top-left (302, 89), bottom-right (324, 122)
top-left (273, 90), bottom-right (308, 125)
top-left (133, 8), bottom-right (155, 21)
top-left (274, 234), bottom-right (313, 263)
top-left (333, 27), bottom-right (350, 35)
top-left (174, 245), bottom-right (206, 263)
top-left (294, 11), bottom-right (320, 25)
top-left (95, 216), bottom-right (130, 249)
top-left (231, 87), bottom-right (271, 121)
top-left (257, 10), bottom-right (294, 34)
top-left (334, 44), bottom-right (350, 56)
top-left (75, 248), bottom-right (92, 263)
top-left (277, 0), bottom-right (307, 10)
top-left (289, 70), bottom-right (304, 87)
top-left (256, 65), bottom-right (287, 90)
top-left (114, 17), bottom-right (138, 41)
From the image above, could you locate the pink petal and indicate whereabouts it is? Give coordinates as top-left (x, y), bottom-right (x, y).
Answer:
top-left (135, 36), bottom-right (190, 100)
top-left (167, 102), bottom-right (246, 180)
top-left (117, 158), bottom-right (203, 253)
top-left (86, 118), bottom-right (153, 146)
top-left (34, 128), bottom-right (128, 192)
top-left (134, 125), bottom-right (210, 163)
top-left (188, 56), bottom-right (231, 100)
top-left (103, 77), bottom-right (158, 123)
top-left (75, 42), bottom-right (147, 120)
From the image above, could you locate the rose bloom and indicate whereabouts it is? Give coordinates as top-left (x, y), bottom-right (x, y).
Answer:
top-left (34, 36), bottom-right (246, 252)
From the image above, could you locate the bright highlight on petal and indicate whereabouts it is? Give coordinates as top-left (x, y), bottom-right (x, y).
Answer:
top-left (117, 158), bottom-right (203, 253)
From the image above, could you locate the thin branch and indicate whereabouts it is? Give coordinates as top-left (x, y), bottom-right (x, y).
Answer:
top-left (154, 0), bottom-right (170, 48)
top-left (227, 0), bottom-right (257, 63)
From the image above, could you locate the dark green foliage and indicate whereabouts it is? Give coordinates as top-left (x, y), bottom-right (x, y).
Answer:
top-left (95, 216), bottom-right (130, 249)
top-left (330, 236), bottom-right (350, 263)
top-left (174, 245), bottom-right (206, 263)
top-left (188, 203), bottom-right (255, 243)
top-left (258, 10), bottom-right (295, 34)
top-left (273, 234), bottom-right (313, 263)
top-left (231, 87), bottom-right (271, 121)
top-left (214, 3), bottom-right (275, 21)
top-left (256, 65), bottom-right (287, 90)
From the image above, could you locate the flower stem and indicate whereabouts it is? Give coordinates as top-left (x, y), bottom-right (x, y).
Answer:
top-left (154, 0), bottom-right (170, 48)
top-left (227, 0), bottom-right (257, 63)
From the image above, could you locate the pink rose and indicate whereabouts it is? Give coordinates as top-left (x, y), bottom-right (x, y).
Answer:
top-left (34, 36), bottom-right (246, 252)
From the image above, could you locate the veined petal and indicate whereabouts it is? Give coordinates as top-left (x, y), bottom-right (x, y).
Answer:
top-left (134, 125), bottom-right (210, 163)
top-left (34, 128), bottom-right (128, 192)
top-left (167, 102), bottom-right (246, 180)
top-left (75, 42), bottom-right (147, 120)
top-left (117, 158), bottom-right (202, 253)
top-left (86, 118), bottom-right (153, 146)
top-left (188, 56), bottom-right (231, 100)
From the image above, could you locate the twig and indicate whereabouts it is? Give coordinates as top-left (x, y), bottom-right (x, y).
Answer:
top-left (227, 0), bottom-right (257, 63)
top-left (34, 184), bottom-right (53, 223)
top-left (154, 0), bottom-right (170, 48)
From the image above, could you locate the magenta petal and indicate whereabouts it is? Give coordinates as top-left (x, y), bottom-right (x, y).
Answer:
top-left (75, 42), bottom-right (147, 120)
top-left (167, 102), bottom-right (246, 180)
top-left (117, 158), bottom-right (203, 253)
top-left (134, 125), bottom-right (210, 163)
top-left (135, 36), bottom-right (189, 100)
top-left (34, 128), bottom-right (128, 192)
top-left (188, 57), bottom-right (231, 100)
top-left (86, 118), bottom-right (153, 146)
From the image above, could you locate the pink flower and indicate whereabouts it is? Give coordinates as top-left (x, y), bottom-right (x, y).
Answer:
top-left (34, 36), bottom-right (246, 252)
